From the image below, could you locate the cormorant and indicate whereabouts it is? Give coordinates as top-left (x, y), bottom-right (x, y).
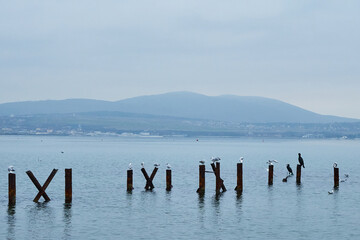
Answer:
top-left (286, 164), bottom-right (293, 175)
top-left (298, 153), bottom-right (305, 168)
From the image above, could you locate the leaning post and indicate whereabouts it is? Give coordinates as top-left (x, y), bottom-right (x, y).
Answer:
top-left (215, 162), bottom-right (221, 194)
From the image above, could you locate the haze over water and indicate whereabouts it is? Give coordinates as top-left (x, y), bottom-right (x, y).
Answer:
top-left (1, 136), bottom-right (359, 239)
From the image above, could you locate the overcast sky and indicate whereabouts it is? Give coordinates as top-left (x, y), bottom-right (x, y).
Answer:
top-left (1, 1), bottom-right (359, 118)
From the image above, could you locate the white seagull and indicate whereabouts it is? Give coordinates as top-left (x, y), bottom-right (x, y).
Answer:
top-left (239, 157), bottom-right (244, 163)
top-left (141, 162), bottom-right (145, 168)
top-left (154, 163), bottom-right (160, 168)
top-left (199, 160), bottom-right (205, 165)
top-left (267, 160), bottom-right (278, 165)
top-left (211, 157), bottom-right (221, 163)
top-left (128, 163), bottom-right (132, 170)
top-left (328, 190), bottom-right (334, 194)
top-left (333, 162), bottom-right (338, 168)
top-left (166, 163), bottom-right (171, 170)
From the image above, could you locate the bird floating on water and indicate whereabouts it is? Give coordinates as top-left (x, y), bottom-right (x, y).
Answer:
top-left (166, 163), bottom-right (171, 170)
top-left (128, 163), bottom-right (132, 170)
top-left (239, 157), bottom-right (244, 163)
top-left (199, 160), bottom-right (205, 165)
top-left (328, 190), bottom-right (334, 194)
top-left (141, 162), bottom-right (145, 168)
top-left (333, 162), bottom-right (338, 168)
top-left (8, 166), bottom-right (15, 173)
top-left (154, 163), bottom-right (160, 168)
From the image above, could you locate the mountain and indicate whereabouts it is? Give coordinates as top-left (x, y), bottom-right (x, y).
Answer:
top-left (0, 92), bottom-right (357, 123)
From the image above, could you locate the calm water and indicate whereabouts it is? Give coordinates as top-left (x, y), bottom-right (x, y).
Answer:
top-left (0, 136), bottom-right (359, 239)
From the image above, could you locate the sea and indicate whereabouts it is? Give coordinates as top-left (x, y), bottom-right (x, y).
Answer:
top-left (0, 136), bottom-right (359, 240)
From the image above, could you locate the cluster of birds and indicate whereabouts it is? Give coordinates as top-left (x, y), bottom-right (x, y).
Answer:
top-left (128, 162), bottom-right (170, 170)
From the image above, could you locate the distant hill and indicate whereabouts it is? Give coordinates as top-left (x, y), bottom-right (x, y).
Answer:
top-left (0, 92), bottom-right (358, 123)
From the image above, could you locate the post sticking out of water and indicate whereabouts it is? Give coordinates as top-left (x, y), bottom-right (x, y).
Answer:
top-left (8, 172), bottom-right (16, 206)
top-left (166, 169), bottom-right (172, 191)
top-left (296, 164), bottom-right (301, 184)
top-left (268, 164), bottom-right (274, 185)
top-left (334, 167), bottom-right (339, 188)
top-left (234, 163), bottom-right (243, 193)
top-left (196, 165), bottom-right (205, 194)
top-left (65, 168), bottom-right (72, 203)
top-left (127, 169), bottom-right (134, 192)
top-left (215, 162), bottom-right (221, 194)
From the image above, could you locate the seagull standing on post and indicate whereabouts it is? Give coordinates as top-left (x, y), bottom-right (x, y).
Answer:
top-left (298, 153), bottom-right (305, 168)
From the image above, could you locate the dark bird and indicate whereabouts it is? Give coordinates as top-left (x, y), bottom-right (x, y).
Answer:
top-left (298, 153), bottom-right (305, 168)
top-left (286, 164), bottom-right (293, 175)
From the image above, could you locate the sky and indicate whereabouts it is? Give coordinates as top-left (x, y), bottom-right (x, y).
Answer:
top-left (1, 1), bottom-right (360, 118)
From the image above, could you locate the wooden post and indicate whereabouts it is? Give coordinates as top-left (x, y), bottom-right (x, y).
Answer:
top-left (296, 164), bottom-right (301, 184)
top-left (334, 167), bottom-right (339, 188)
top-left (8, 173), bottom-right (16, 206)
top-left (65, 168), bottom-right (72, 203)
top-left (127, 169), bottom-right (133, 192)
top-left (268, 164), bottom-right (273, 185)
top-left (166, 169), bottom-right (172, 191)
top-left (196, 165), bottom-right (205, 194)
top-left (215, 162), bottom-right (221, 194)
top-left (234, 163), bottom-right (243, 193)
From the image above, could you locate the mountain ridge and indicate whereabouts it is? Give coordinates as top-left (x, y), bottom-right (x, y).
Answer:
top-left (0, 92), bottom-right (357, 123)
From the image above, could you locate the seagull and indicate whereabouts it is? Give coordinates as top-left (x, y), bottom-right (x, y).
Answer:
top-left (199, 160), bottom-right (205, 165)
top-left (267, 160), bottom-right (278, 165)
top-left (154, 163), bottom-right (160, 168)
top-left (298, 153), bottom-right (305, 168)
top-left (8, 166), bottom-right (15, 173)
top-left (239, 157), bottom-right (244, 163)
top-left (328, 190), bottom-right (334, 194)
top-left (211, 157), bottom-right (221, 163)
top-left (166, 163), bottom-right (171, 170)
top-left (286, 164), bottom-right (293, 175)
top-left (141, 162), bottom-right (145, 168)
top-left (333, 162), bottom-right (338, 168)
top-left (128, 163), bottom-right (132, 170)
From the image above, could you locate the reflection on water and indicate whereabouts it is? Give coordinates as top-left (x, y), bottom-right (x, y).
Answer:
top-left (7, 206), bottom-right (16, 240)
top-left (63, 204), bottom-right (72, 240)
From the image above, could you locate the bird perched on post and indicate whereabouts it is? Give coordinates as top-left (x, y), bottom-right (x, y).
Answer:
top-left (286, 164), bottom-right (293, 175)
top-left (154, 163), bottom-right (160, 168)
top-left (239, 157), bottom-right (244, 163)
top-left (333, 162), bottom-right (338, 168)
top-left (128, 163), bottom-right (132, 170)
top-left (141, 162), bottom-right (145, 168)
top-left (8, 166), bottom-right (15, 173)
top-left (298, 153), bottom-right (305, 168)
top-left (199, 160), bottom-right (205, 165)
top-left (166, 163), bottom-right (171, 170)
top-left (267, 160), bottom-right (278, 165)
top-left (211, 157), bottom-right (221, 163)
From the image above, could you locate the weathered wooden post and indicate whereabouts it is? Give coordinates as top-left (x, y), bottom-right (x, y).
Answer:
top-left (127, 169), bottom-right (134, 192)
top-left (215, 162), bottom-right (221, 194)
top-left (334, 167), bottom-right (339, 188)
top-left (166, 169), bottom-right (172, 191)
top-left (234, 162), bottom-right (243, 193)
top-left (296, 164), bottom-right (301, 184)
top-left (196, 164), bottom-right (205, 194)
top-left (268, 164), bottom-right (274, 185)
top-left (65, 168), bottom-right (72, 203)
top-left (8, 171), bottom-right (16, 206)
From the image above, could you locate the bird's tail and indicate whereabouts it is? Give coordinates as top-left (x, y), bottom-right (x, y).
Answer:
top-left (303, 165), bottom-right (305, 168)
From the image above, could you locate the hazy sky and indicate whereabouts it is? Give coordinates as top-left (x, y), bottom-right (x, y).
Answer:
top-left (1, 1), bottom-right (359, 118)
